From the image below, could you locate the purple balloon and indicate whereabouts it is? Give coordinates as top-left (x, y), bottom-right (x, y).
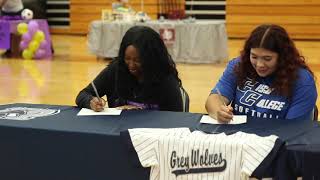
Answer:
top-left (34, 49), bottom-right (46, 59)
top-left (19, 41), bottom-right (29, 50)
top-left (22, 32), bottom-right (32, 42)
top-left (28, 20), bottom-right (39, 34)
top-left (39, 40), bottom-right (48, 49)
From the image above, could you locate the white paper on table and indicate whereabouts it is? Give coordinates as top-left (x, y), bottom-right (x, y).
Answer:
top-left (77, 108), bottom-right (122, 116)
top-left (200, 115), bottom-right (247, 124)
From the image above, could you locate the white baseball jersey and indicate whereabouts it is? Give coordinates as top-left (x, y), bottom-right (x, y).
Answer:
top-left (128, 128), bottom-right (278, 180)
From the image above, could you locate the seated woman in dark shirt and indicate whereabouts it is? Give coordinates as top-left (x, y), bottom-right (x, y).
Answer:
top-left (76, 26), bottom-right (184, 112)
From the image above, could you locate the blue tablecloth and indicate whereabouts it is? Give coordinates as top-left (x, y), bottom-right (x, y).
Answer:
top-left (0, 103), bottom-right (319, 179)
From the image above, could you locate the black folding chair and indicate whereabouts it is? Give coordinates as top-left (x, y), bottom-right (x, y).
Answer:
top-left (179, 86), bottom-right (190, 112)
top-left (313, 105), bottom-right (318, 121)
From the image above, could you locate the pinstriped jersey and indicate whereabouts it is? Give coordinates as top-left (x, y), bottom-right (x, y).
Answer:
top-left (128, 128), bottom-right (278, 180)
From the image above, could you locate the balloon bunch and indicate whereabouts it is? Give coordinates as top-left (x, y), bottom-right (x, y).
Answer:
top-left (17, 20), bottom-right (48, 59)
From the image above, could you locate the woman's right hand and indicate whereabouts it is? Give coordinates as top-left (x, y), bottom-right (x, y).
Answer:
top-left (90, 97), bottom-right (106, 112)
top-left (212, 105), bottom-right (233, 123)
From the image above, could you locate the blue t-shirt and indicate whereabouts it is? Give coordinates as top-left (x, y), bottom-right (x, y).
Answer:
top-left (211, 57), bottom-right (317, 120)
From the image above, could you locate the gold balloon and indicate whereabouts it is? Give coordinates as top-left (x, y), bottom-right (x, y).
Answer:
top-left (17, 23), bottom-right (28, 35)
top-left (28, 41), bottom-right (40, 52)
top-left (22, 49), bottom-right (33, 59)
top-left (33, 31), bottom-right (45, 42)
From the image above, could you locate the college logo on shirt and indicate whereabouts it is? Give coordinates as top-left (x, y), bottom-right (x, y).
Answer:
top-left (0, 107), bottom-right (60, 121)
top-left (239, 90), bottom-right (262, 106)
top-left (170, 149), bottom-right (227, 176)
top-left (238, 79), bottom-right (258, 92)
top-left (235, 79), bottom-right (286, 118)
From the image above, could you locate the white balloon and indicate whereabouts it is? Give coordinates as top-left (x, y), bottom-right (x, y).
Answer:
top-left (21, 9), bottom-right (34, 20)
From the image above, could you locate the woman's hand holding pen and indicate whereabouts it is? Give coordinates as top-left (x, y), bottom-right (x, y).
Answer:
top-left (215, 104), bottom-right (233, 123)
top-left (90, 97), bottom-right (106, 112)
top-left (89, 81), bottom-right (106, 112)
top-left (213, 87), bottom-right (234, 123)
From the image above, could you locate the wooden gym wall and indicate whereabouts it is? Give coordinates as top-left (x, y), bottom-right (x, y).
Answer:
top-left (52, 0), bottom-right (320, 40)
top-left (226, 0), bottom-right (320, 39)
top-left (52, 0), bottom-right (184, 34)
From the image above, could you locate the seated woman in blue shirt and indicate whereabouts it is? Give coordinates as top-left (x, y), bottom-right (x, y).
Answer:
top-left (206, 24), bottom-right (317, 122)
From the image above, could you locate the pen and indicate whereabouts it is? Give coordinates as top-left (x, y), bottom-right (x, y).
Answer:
top-left (91, 81), bottom-right (101, 100)
top-left (216, 87), bottom-right (227, 106)
top-left (216, 87), bottom-right (233, 121)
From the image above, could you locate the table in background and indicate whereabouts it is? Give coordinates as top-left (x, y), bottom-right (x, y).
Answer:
top-left (88, 20), bottom-right (228, 64)
top-left (0, 103), bottom-right (319, 180)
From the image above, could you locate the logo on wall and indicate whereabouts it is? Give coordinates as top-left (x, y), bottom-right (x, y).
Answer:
top-left (160, 28), bottom-right (175, 45)
top-left (0, 107), bottom-right (60, 121)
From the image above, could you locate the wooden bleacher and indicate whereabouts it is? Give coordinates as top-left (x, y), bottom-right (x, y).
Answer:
top-left (226, 0), bottom-right (320, 39)
top-left (51, 0), bottom-right (320, 40)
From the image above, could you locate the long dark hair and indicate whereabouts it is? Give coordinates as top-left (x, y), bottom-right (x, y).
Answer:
top-left (235, 24), bottom-right (314, 97)
top-left (115, 26), bottom-right (181, 101)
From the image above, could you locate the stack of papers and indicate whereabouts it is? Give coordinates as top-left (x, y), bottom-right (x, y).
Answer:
top-left (200, 115), bottom-right (247, 124)
top-left (77, 108), bottom-right (122, 116)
